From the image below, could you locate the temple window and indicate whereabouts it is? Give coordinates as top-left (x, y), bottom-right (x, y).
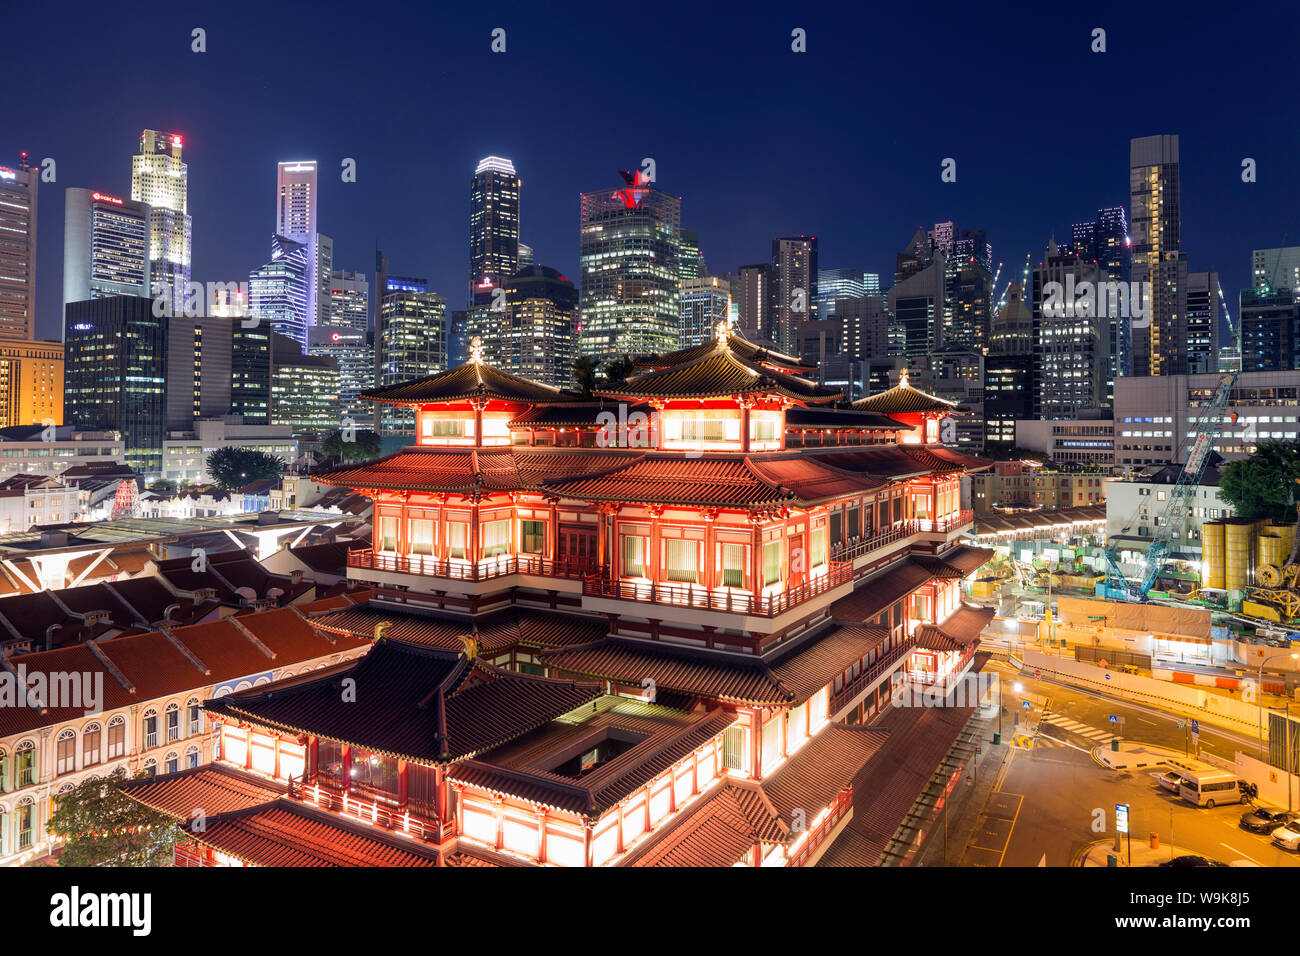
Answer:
top-left (409, 519), bottom-right (434, 555)
top-left (680, 415), bottom-right (729, 442)
top-left (912, 592), bottom-right (932, 622)
top-left (316, 738), bottom-right (344, 787)
top-left (424, 418), bottom-right (468, 439)
top-left (350, 748), bottom-right (400, 800)
top-left (829, 511), bottom-right (842, 549)
top-left (761, 714), bottom-right (783, 770)
top-left (447, 523), bottom-right (468, 559)
top-left (663, 539), bottom-right (699, 583)
top-left (914, 495), bottom-right (931, 520)
top-left (810, 527), bottom-right (826, 569)
top-left (378, 516), bottom-right (397, 553)
top-left (788, 701), bottom-right (808, 749)
top-left (720, 543), bottom-right (746, 588)
top-left (622, 535), bottom-right (647, 578)
top-left (763, 541), bottom-right (783, 586)
top-left (521, 519), bottom-right (546, 555)
top-left (482, 519), bottom-right (511, 557)
top-left (750, 414), bottom-right (781, 444)
top-left (722, 725), bottom-right (750, 772)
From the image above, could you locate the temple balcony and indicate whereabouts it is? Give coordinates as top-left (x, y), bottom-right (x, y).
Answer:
top-left (581, 560), bottom-right (854, 630)
top-left (347, 548), bottom-right (598, 594)
top-left (914, 509), bottom-right (975, 543)
top-left (290, 777), bottom-right (452, 846)
top-left (828, 637), bottom-right (915, 718)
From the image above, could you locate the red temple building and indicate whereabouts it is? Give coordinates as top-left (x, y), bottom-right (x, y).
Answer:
top-left (122, 329), bottom-right (996, 867)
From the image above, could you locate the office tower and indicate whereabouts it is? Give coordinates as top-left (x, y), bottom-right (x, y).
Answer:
top-left (308, 325), bottom-right (372, 423)
top-left (735, 264), bottom-right (774, 342)
top-left (1252, 247), bottom-right (1300, 293)
top-left (0, 341), bottom-right (63, 428)
top-left (1185, 271), bottom-right (1221, 374)
top-left (771, 236), bottom-right (817, 354)
top-left (469, 156), bottom-right (521, 303)
top-left (447, 309), bottom-right (470, 368)
top-left (983, 283), bottom-right (1035, 453)
top-left (1031, 242), bottom-right (1108, 418)
top-left (0, 155), bottom-right (38, 341)
top-left (863, 273), bottom-right (881, 296)
top-left (679, 276), bottom-right (731, 348)
top-left (376, 285), bottom-right (445, 435)
top-left (928, 221), bottom-right (955, 256)
top-left (275, 160), bottom-right (328, 328)
top-left (888, 227), bottom-right (946, 357)
top-left (231, 322), bottom-right (272, 424)
top-left (947, 249), bottom-right (993, 351)
top-left (249, 235), bottom-right (311, 347)
top-left (1240, 288), bottom-right (1299, 372)
top-left (63, 296), bottom-right (166, 473)
top-left (1129, 135), bottom-right (1185, 376)
top-left (63, 188), bottom-right (152, 308)
top-left (325, 270), bottom-right (369, 332)
top-left (1072, 205), bottom-right (1133, 389)
top-left (271, 333), bottom-right (341, 438)
top-left (578, 171), bottom-right (680, 361)
top-left (164, 317), bottom-right (234, 431)
top-left (834, 295), bottom-right (891, 364)
top-left (678, 228), bottom-right (703, 282)
top-left (130, 130), bottom-right (191, 308)
top-left (517, 243), bottom-right (534, 270)
top-left (817, 269), bottom-right (866, 321)
top-left (498, 265), bottom-right (579, 388)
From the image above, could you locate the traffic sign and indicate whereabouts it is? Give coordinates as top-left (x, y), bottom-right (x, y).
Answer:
top-left (1116, 803), bottom-right (1130, 834)
top-left (1034, 669), bottom-right (1041, 679)
top-left (1191, 719), bottom-right (1199, 734)
top-left (1108, 714), bottom-right (1118, 723)
top-left (1176, 720), bottom-right (1186, 729)
top-left (1022, 700), bottom-right (1031, 710)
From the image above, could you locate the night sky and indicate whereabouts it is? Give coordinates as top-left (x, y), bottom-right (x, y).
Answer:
top-left (7, 0), bottom-right (1299, 343)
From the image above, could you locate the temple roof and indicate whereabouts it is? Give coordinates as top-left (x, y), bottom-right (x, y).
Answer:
top-left (597, 339), bottom-right (840, 404)
top-left (806, 444), bottom-right (963, 480)
top-left (446, 698), bottom-right (738, 817)
top-left (850, 371), bottom-right (960, 415)
top-left (625, 784), bottom-right (789, 867)
top-left (784, 405), bottom-right (910, 431)
top-left (545, 453), bottom-right (879, 508)
top-left (913, 604), bottom-right (995, 652)
top-left (121, 763), bottom-right (286, 821)
top-left (636, 331), bottom-right (817, 375)
top-left (360, 355), bottom-right (569, 406)
top-left (204, 639), bottom-right (604, 764)
top-left (538, 621), bottom-right (892, 707)
top-left (307, 603), bottom-right (609, 655)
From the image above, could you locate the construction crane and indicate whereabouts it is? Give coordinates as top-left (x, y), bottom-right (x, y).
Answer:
top-left (1099, 364), bottom-right (1240, 602)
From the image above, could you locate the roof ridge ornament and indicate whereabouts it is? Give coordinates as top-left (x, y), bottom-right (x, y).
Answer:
top-left (715, 320), bottom-right (730, 347)
top-left (469, 336), bottom-right (484, 364)
top-left (899, 368), bottom-right (910, 389)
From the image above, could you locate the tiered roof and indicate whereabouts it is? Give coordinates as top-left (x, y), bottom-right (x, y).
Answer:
top-left (204, 639), bottom-right (604, 763)
top-left (306, 604), bottom-right (608, 655)
top-left (913, 604), bottom-right (996, 652)
top-left (850, 370), bottom-right (961, 415)
top-left (636, 332), bottom-right (818, 375)
top-left (361, 355), bottom-right (569, 406)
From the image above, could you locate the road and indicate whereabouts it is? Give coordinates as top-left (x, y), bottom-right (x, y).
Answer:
top-left (926, 660), bottom-right (1300, 867)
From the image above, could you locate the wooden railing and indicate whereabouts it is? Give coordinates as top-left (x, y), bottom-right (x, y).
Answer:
top-left (290, 778), bottom-right (447, 844)
top-left (349, 548), bottom-right (598, 581)
top-left (920, 510), bottom-right (975, 534)
top-left (582, 561), bottom-right (853, 617)
top-left (829, 638), bottom-right (914, 715)
top-left (786, 787), bottom-right (853, 867)
top-left (831, 521), bottom-right (919, 561)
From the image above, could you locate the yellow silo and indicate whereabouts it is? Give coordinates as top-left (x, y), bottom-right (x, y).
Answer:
top-left (1202, 520), bottom-right (1226, 590)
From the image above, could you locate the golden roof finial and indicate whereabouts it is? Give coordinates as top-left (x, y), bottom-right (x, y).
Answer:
top-left (899, 367), bottom-right (910, 389)
top-left (469, 336), bottom-right (484, 364)
top-left (715, 320), bottom-right (731, 347)
top-left (458, 634), bottom-right (478, 660)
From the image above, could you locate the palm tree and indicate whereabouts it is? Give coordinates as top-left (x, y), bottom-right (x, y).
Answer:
top-left (573, 356), bottom-right (599, 399)
top-left (601, 355), bottom-right (637, 385)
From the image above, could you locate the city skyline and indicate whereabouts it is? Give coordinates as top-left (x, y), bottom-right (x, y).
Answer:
top-left (4, 4), bottom-right (1296, 344)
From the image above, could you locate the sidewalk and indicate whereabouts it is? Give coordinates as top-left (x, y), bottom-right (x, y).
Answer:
top-left (1078, 838), bottom-right (1227, 867)
top-left (914, 711), bottom-right (1012, 866)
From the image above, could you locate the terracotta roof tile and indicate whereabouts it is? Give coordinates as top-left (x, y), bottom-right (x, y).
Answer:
top-left (362, 359), bottom-right (567, 406)
top-left (638, 333), bottom-right (817, 374)
top-left (121, 763), bottom-right (285, 820)
top-left (309, 604), bottom-right (607, 654)
top-left (597, 348), bottom-right (840, 404)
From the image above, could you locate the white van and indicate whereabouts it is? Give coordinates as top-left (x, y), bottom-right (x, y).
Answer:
top-left (1158, 758), bottom-right (1215, 793)
top-left (1179, 770), bottom-right (1251, 808)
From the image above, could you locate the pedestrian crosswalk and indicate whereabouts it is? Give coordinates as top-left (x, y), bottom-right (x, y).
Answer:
top-left (1039, 713), bottom-right (1115, 743)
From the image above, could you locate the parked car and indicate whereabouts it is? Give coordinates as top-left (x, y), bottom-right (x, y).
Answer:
top-left (1157, 770), bottom-right (1186, 793)
top-left (1271, 821), bottom-right (1300, 851)
top-left (1240, 807), bottom-right (1300, 834)
top-left (1158, 855), bottom-right (1229, 867)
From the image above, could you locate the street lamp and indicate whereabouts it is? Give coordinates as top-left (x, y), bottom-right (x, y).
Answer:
top-left (1257, 651), bottom-right (1299, 759)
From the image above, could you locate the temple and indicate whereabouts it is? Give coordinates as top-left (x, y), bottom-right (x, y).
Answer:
top-left (123, 329), bottom-right (997, 866)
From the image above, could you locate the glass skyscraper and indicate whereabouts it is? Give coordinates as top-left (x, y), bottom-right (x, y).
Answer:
top-left (130, 130), bottom-right (191, 308)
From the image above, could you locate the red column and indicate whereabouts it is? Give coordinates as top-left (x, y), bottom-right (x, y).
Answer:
top-left (398, 759), bottom-right (408, 808)
top-left (340, 745), bottom-right (351, 795)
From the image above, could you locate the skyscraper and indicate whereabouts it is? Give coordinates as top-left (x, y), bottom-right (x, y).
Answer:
top-left (248, 235), bottom-right (311, 347)
top-left (1240, 288), bottom-right (1299, 372)
top-left (578, 170), bottom-right (680, 360)
top-left (63, 188), bottom-right (152, 308)
top-left (735, 264), bottom-right (774, 343)
top-left (1129, 134), bottom-right (1184, 377)
top-left (272, 332), bottom-right (341, 438)
top-left (130, 130), bottom-right (191, 308)
top-left (500, 265), bottom-right (579, 388)
top-left (276, 161), bottom-right (328, 328)
top-left (0, 340), bottom-right (62, 428)
top-left (1185, 271), bottom-right (1221, 374)
top-left (376, 282), bottom-right (445, 436)
top-left (816, 269), bottom-right (866, 321)
top-left (469, 156), bottom-right (521, 302)
top-left (1032, 242), bottom-right (1108, 418)
top-left (679, 276), bottom-right (731, 348)
top-left (888, 227), bottom-right (946, 357)
top-left (1252, 247), bottom-right (1300, 293)
top-left (1071, 205), bottom-right (1133, 389)
top-left (771, 236), bottom-right (817, 354)
top-left (63, 296), bottom-right (167, 473)
top-left (983, 283), bottom-right (1035, 453)
top-left (678, 228), bottom-right (704, 282)
top-left (0, 155), bottom-right (38, 341)
top-left (325, 270), bottom-right (369, 333)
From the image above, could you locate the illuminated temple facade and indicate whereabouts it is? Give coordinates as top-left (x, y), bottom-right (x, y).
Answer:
top-left (123, 330), bottom-right (996, 867)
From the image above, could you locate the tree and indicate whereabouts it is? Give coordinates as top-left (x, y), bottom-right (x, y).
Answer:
top-left (147, 479), bottom-right (177, 496)
top-left (1218, 441), bottom-right (1300, 553)
top-left (601, 355), bottom-right (637, 385)
top-left (321, 427), bottom-right (382, 463)
top-left (573, 355), bottom-right (599, 399)
top-left (205, 446), bottom-right (285, 490)
top-left (46, 767), bottom-right (182, 867)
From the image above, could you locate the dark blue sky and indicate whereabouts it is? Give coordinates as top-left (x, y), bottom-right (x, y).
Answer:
top-left (7, 0), bottom-right (1299, 342)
